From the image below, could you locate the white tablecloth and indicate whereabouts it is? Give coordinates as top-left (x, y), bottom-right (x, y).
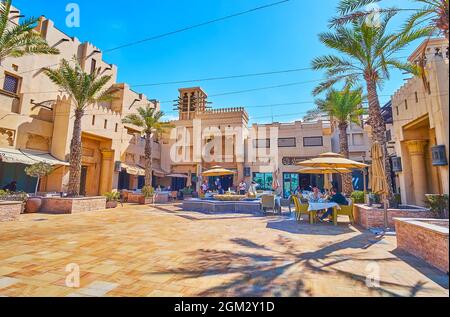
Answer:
top-left (308, 202), bottom-right (340, 212)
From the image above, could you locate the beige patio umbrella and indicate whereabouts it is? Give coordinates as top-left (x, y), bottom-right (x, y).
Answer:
top-left (202, 166), bottom-right (235, 177)
top-left (370, 142), bottom-right (390, 229)
top-left (297, 152), bottom-right (369, 169)
top-left (298, 153), bottom-right (368, 194)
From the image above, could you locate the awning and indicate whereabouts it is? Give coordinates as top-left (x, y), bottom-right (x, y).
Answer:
top-left (0, 148), bottom-right (69, 166)
top-left (152, 167), bottom-right (167, 178)
top-left (167, 173), bottom-right (189, 179)
top-left (121, 163), bottom-right (145, 176)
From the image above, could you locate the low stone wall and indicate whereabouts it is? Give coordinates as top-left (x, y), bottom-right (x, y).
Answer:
top-left (395, 218), bottom-right (449, 273)
top-left (40, 197), bottom-right (106, 214)
top-left (354, 204), bottom-right (434, 229)
top-left (0, 201), bottom-right (23, 222)
top-left (183, 199), bottom-right (262, 214)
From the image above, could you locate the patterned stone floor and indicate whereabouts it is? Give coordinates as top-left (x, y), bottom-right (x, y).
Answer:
top-left (0, 203), bottom-right (448, 297)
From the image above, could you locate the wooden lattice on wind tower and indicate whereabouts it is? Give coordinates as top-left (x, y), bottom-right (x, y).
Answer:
top-left (173, 87), bottom-right (211, 120)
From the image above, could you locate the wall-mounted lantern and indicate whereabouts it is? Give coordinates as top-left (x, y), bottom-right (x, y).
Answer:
top-left (392, 157), bottom-right (403, 172)
top-left (431, 145), bottom-right (448, 166)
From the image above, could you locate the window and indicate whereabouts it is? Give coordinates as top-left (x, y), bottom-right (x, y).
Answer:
top-left (386, 130), bottom-right (392, 142)
top-left (396, 106), bottom-right (399, 116)
top-left (352, 133), bottom-right (364, 146)
top-left (115, 123), bottom-right (118, 133)
top-left (252, 173), bottom-right (273, 191)
top-left (253, 139), bottom-right (270, 148)
top-left (278, 137), bottom-right (296, 148)
top-left (90, 59), bottom-right (97, 75)
top-left (303, 136), bottom-right (323, 147)
top-left (3, 74), bottom-right (20, 94)
top-left (91, 115), bottom-right (96, 125)
top-left (404, 99), bottom-right (408, 110)
top-left (415, 92), bottom-right (419, 103)
top-left (104, 120), bottom-right (108, 129)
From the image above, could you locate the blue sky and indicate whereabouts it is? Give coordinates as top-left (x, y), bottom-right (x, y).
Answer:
top-left (15, 0), bottom-right (421, 123)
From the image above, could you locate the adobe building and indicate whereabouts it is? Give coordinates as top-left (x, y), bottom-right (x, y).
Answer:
top-left (0, 11), bottom-right (160, 195)
top-left (391, 38), bottom-right (449, 206)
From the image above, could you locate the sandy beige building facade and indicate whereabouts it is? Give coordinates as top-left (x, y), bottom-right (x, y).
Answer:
top-left (1, 11), bottom-right (159, 195)
top-left (391, 38), bottom-right (449, 206)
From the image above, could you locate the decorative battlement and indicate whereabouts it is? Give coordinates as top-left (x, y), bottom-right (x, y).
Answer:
top-left (204, 107), bottom-right (246, 114)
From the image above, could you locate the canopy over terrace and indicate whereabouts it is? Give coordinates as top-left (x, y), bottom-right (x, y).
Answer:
top-left (0, 148), bottom-right (69, 166)
top-left (0, 148), bottom-right (69, 193)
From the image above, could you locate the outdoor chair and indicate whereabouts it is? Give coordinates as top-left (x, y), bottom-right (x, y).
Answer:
top-left (261, 194), bottom-right (279, 214)
top-left (291, 196), bottom-right (314, 224)
top-left (332, 198), bottom-right (355, 226)
top-left (170, 191), bottom-right (178, 201)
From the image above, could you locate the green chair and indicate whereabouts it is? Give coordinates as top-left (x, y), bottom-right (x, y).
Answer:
top-left (292, 196), bottom-right (314, 224)
top-left (333, 198), bottom-right (355, 226)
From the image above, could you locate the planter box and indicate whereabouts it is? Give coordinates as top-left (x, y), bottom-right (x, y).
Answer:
top-left (395, 218), bottom-right (449, 273)
top-left (40, 197), bottom-right (107, 214)
top-left (127, 192), bottom-right (142, 204)
top-left (138, 195), bottom-right (154, 205)
top-left (106, 201), bottom-right (118, 209)
top-left (354, 204), bottom-right (434, 229)
top-left (0, 201), bottom-right (23, 222)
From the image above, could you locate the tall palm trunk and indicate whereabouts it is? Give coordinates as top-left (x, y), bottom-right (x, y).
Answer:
top-left (144, 132), bottom-right (153, 187)
top-left (365, 77), bottom-right (394, 197)
top-left (68, 108), bottom-right (84, 197)
top-left (339, 121), bottom-right (353, 195)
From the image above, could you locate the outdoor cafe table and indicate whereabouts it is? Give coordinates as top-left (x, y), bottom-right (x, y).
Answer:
top-left (308, 202), bottom-right (340, 212)
top-left (306, 202), bottom-right (341, 225)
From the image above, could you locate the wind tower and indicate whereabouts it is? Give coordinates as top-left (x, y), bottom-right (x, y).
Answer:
top-left (173, 87), bottom-right (211, 120)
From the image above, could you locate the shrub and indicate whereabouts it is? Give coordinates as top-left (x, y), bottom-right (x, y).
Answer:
top-left (104, 192), bottom-right (120, 202)
top-left (24, 162), bottom-right (54, 195)
top-left (142, 186), bottom-right (155, 198)
top-left (0, 190), bottom-right (28, 202)
top-left (425, 194), bottom-right (449, 219)
top-left (351, 191), bottom-right (365, 204)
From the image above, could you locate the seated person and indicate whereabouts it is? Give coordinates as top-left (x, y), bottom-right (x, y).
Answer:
top-left (217, 185), bottom-right (225, 195)
top-left (308, 187), bottom-right (323, 203)
top-left (319, 188), bottom-right (349, 221)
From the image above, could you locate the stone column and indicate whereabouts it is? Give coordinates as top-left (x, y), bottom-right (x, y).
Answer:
top-left (99, 149), bottom-right (114, 195)
top-left (406, 140), bottom-right (428, 206)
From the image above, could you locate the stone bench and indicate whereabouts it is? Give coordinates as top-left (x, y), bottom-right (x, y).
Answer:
top-left (40, 197), bottom-right (107, 214)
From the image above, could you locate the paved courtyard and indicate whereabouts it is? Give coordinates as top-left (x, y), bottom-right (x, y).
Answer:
top-left (0, 204), bottom-right (448, 297)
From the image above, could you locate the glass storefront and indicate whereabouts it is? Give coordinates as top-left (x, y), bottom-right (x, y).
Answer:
top-left (283, 173), bottom-right (299, 198)
top-left (252, 173), bottom-right (273, 191)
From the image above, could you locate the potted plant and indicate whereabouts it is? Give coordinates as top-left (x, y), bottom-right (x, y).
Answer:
top-left (105, 192), bottom-right (120, 209)
top-left (139, 186), bottom-right (155, 205)
top-left (24, 162), bottom-right (54, 213)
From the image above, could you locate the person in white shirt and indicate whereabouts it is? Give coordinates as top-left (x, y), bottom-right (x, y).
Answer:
top-left (238, 180), bottom-right (247, 195)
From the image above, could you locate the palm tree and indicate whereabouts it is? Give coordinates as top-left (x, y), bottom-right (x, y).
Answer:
top-left (0, 0), bottom-right (59, 63)
top-left (314, 85), bottom-right (365, 195)
top-left (330, 0), bottom-right (448, 40)
top-left (311, 14), bottom-right (427, 196)
top-left (122, 105), bottom-right (173, 187)
top-left (43, 58), bottom-right (117, 196)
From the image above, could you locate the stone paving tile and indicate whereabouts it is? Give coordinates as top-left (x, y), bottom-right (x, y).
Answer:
top-left (0, 204), bottom-right (448, 297)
